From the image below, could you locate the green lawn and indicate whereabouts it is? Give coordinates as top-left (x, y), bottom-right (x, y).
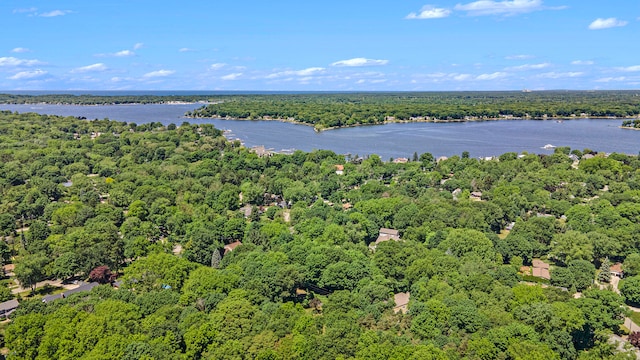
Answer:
top-left (628, 310), bottom-right (640, 327)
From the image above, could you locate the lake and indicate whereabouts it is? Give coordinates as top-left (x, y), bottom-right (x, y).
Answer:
top-left (2, 103), bottom-right (638, 159)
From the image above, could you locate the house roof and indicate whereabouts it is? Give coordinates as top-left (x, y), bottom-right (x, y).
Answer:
top-left (532, 267), bottom-right (551, 280)
top-left (371, 228), bottom-right (402, 250)
top-left (239, 205), bottom-right (252, 217)
top-left (42, 293), bottom-right (64, 303)
top-left (224, 241), bottom-right (242, 255)
top-left (393, 292), bottom-right (410, 314)
top-left (3, 264), bottom-right (14, 272)
top-left (335, 164), bottom-right (344, 171)
top-left (63, 282), bottom-right (100, 297)
top-left (532, 259), bottom-right (551, 279)
top-left (0, 299), bottom-right (19, 312)
top-left (394, 292), bottom-right (410, 307)
top-left (532, 259), bottom-right (550, 269)
top-left (610, 263), bottom-right (623, 273)
top-left (379, 228), bottom-right (399, 236)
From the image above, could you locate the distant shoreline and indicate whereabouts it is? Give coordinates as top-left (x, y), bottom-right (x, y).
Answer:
top-left (0, 101), bottom-right (209, 106)
top-left (188, 114), bottom-right (638, 132)
top-left (3, 101), bottom-right (638, 132)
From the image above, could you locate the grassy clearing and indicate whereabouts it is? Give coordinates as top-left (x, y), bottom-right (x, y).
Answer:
top-left (628, 310), bottom-right (640, 327)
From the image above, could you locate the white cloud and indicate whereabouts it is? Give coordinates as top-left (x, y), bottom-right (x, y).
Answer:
top-left (536, 71), bottom-right (583, 79)
top-left (595, 76), bottom-right (627, 82)
top-left (356, 79), bottom-right (388, 85)
top-left (11, 48), bottom-right (31, 53)
top-left (40, 10), bottom-right (71, 17)
top-left (71, 63), bottom-right (108, 73)
top-left (266, 67), bottom-right (325, 79)
top-left (133, 43), bottom-right (144, 50)
top-left (506, 62), bottom-right (551, 71)
top-left (221, 73), bottom-right (243, 80)
top-left (571, 60), bottom-right (594, 65)
top-left (96, 50), bottom-right (136, 58)
top-left (476, 72), bottom-right (508, 80)
top-left (9, 69), bottom-right (48, 80)
top-left (179, 48), bottom-right (195, 52)
top-left (13, 7), bottom-right (37, 14)
top-left (114, 50), bottom-right (135, 57)
top-left (588, 18), bottom-right (627, 30)
top-left (0, 57), bottom-right (44, 67)
top-left (424, 72), bottom-right (447, 78)
top-left (209, 63), bottom-right (227, 70)
top-left (505, 54), bottom-right (534, 60)
top-left (406, 5), bottom-right (451, 19)
top-left (454, 0), bottom-right (546, 16)
top-left (143, 70), bottom-right (175, 78)
top-left (453, 73), bottom-right (472, 81)
top-left (331, 58), bottom-right (389, 67)
top-left (616, 65), bottom-right (640, 72)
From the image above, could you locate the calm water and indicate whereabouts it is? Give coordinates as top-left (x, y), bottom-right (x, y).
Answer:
top-left (2, 103), bottom-right (639, 159)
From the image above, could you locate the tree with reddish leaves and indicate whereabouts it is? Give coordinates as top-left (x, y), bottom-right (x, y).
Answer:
top-left (89, 265), bottom-right (114, 284)
top-left (629, 332), bottom-right (640, 348)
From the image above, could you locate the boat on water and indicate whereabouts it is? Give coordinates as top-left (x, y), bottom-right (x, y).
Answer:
top-left (542, 144), bottom-right (556, 150)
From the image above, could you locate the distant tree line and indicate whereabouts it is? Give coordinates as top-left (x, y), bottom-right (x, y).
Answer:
top-left (621, 119), bottom-right (640, 129)
top-left (0, 94), bottom-right (215, 105)
top-left (187, 91), bottom-right (640, 129)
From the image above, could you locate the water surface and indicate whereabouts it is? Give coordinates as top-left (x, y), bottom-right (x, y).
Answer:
top-left (2, 103), bottom-right (638, 159)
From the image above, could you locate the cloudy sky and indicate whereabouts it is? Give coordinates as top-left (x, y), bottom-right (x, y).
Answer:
top-left (1, 0), bottom-right (638, 91)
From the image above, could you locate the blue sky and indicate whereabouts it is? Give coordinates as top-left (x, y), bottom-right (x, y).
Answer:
top-left (1, 0), bottom-right (638, 91)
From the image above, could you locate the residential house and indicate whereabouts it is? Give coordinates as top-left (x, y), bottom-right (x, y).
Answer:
top-left (252, 145), bottom-right (273, 158)
top-left (42, 293), bottom-right (64, 304)
top-left (0, 299), bottom-right (19, 319)
top-left (610, 263), bottom-right (624, 278)
top-left (239, 205), bottom-right (253, 218)
top-left (335, 164), bottom-right (344, 175)
top-left (63, 282), bottom-right (100, 297)
top-left (42, 282), bottom-right (100, 304)
top-left (369, 228), bottom-right (401, 251)
top-left (224, 241), bottom-right (243, 255)
top-left (393, 292), bottom-right (410, 314)
top-left (532, 259), bottom-right (551, 280)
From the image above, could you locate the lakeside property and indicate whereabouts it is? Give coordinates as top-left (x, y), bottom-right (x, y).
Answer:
top-left (186, 91), bottom-right (640, 130)
top-left (1, 103), bottom-right (639, 160)
top-left (196, 113), bottom-right (640, 132)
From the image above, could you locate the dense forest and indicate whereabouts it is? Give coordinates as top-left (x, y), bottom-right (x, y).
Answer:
top-left (2, 110), bottom-right (640, 359)
top-left (188, 91), bottom-right (640, 130)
